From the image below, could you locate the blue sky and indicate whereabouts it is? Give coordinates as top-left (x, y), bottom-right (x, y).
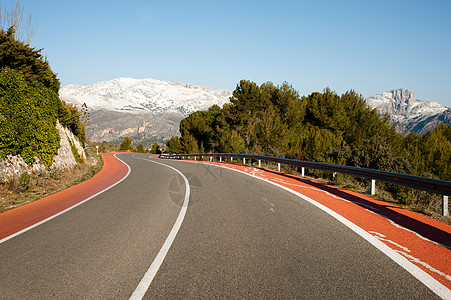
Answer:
top-left (7, 0), bottom-right (451, 106)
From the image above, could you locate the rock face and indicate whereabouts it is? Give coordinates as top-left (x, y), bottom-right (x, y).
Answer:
top-left (52, 121), bottom-right (86, 170)
top-left (0, 121), bottom-right (85, 181)
top-left (87, 110), bottom-right (182, 144)
top-left (365, 89), bottom-right (449, 135)
top-left (59, 77), bottom-right (232, 145)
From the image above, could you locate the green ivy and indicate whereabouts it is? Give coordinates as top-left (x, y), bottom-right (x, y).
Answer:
top-left (67, 134), bottom-right (84, 163)
top-left (0, 67), bottom-right (60, 166)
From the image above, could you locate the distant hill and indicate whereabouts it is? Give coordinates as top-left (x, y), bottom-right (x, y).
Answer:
top-left (365, 89), bottom-right (450, 135)
top-left (59, 78), bottom-right (231, 145)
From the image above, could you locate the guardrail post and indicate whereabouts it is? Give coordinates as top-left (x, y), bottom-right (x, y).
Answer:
top-left (278, 163), bottom-right (281, 172)
top-left (219, 156), bottom-right (222, 162)
top-left (194, 156), bottom-right (197, 161)
top-left (301, 167), bottom-right (305, 177)
top-left (443, 195), bottom-right (449, 216)
top-left (231, 157), bottom-right (233, 162)
top-left (258, 160), bottom-right (261, 167)
top-left (371, 179), bottom-right (376, 195)
top-left (243, 158), bottom-right (246, 165)
top-left (210, 156), bottom-right (212, 162)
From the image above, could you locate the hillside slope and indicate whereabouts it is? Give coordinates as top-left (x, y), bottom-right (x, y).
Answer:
top-left (365, 89), bottom-right (449, 135)
top-left (59, 78), bottom-right (231, 145)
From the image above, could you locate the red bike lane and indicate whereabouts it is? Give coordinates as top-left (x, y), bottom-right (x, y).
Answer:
top-left (199, 160), bottom-right (451, 293)
top-left (0, 153), bottom-right (130, 242)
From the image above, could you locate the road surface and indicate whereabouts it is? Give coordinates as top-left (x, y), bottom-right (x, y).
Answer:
top-left (0, 153), bottom-right (446, 299)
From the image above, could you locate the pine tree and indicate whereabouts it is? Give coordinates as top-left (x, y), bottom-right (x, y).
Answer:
top-left (0, 27), bottom-right (60, 93)
top-left (119, 137), bottom-right (133, 151)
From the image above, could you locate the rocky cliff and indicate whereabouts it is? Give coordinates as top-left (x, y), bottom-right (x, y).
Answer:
top-left (365, 89), bottom-right (449, 135)
top-left (0, 121), bottom-right (85, 181)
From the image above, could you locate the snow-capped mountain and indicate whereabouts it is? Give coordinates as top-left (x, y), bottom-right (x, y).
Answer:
top-left (365, 89), bottom-right (450, 135)
top-left (60, 77), bottom-right (231, 116)
top-left (59, 78), bottom-right (232, 146)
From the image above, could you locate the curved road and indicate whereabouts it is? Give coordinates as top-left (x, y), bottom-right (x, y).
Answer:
top-left (0, 153), bottom-right (443, 299)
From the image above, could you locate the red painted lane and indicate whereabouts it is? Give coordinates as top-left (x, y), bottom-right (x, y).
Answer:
top-left (196, 160), bottom-right (451, 290)
top-left (0, 152), bottom-right (129, 241)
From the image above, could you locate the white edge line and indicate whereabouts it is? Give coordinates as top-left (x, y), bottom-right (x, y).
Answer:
top-left (0, 153), bottom-right (131, 245)
top-left (175, 159), bottom-right (451, 299)
top-left (129, 155), bottom-right (190, 300)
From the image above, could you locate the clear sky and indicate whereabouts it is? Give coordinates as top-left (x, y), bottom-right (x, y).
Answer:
top-left (6, 0), bottom-right (451, 106)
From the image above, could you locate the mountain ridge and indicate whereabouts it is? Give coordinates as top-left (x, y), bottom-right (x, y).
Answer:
top-left (364, 88), bottom-right (449, 135)
top-left (59, 77), bottom-right (232, 145)
top-left (60, 77), bottom-right (231, 115)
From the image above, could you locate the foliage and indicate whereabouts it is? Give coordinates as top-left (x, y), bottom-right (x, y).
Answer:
top-left (19, 172), bottom-right (30, 190)
top-left (166, 136), bottom-right (183, 154)
top-left (0, 27), bottom-right (60, 93)
top-left (150, 142), bottom-right (161, 154)
top-left (119, 137), bottom-right (133, 151)
top-left (172, 79), bottom-right (450, 183)
top-left (86, 140), bottom-right (119, 154)
top-left (0, 67), bottom-right (60, 166)
top-left (67, 135), bottom-right (84, 163)
top-left (0, 26), bottom-right (85, 167)
top-left (137, 144), bottom-right (146, 153)
top-left (58, 100), bottom-right (85, 144)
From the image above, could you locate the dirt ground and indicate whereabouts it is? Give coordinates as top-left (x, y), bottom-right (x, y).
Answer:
top-left (0, 156), bottom-right (103, 214)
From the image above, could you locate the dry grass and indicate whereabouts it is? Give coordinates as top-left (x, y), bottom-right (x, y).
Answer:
top-left (0, 156), bottom-right (103, 214)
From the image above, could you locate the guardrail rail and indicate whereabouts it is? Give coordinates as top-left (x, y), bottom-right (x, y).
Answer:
top-left (160, 153), bottom-right (451, 216)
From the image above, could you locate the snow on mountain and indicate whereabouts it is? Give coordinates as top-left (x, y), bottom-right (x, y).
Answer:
top-left (58, 78), bottom-right (232, 146)
top-left (365, 88), bottom-right (449, 135)
top-left (59, 77), bottom-right (232, 116)
top-left (365, 89), bottom-right (447, 121)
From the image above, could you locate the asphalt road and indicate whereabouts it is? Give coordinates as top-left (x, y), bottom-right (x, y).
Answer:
top-left (0, 153), bottom-right (440, 299)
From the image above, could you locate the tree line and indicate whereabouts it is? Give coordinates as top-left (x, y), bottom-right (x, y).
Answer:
top-left (0, 26), bottom-right (85, 166)
top-left (167, 80), bottom-right (450, 183)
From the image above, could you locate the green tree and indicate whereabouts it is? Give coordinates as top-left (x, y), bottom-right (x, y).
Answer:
top-left (0, 67), bottom-right (60, 166)
top-left (119, 137), bottom-right (133, 151)
top-left (150, 142), bottom-right (160, 154)
top-left (218, 130), bottom-right (246, 153)
top-left (181, 133), bottom-right (199, 154)
top-left (0, 27), bottom-right (60, 93)
top-left (166, 136), bottom-right (183, 154)
top-left (58, 100), bottom-right (85, 144)
top-left (180, 110), bottom-right (219, 152)
top-left (137, 144), bottom-right (145, 153)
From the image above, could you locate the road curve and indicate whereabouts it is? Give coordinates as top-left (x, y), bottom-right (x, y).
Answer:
top-left (0, 152), bottom-right (130, 242)
top-left (0, 153), bottom-right (447, 299)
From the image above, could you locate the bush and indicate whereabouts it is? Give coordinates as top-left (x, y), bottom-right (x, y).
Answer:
top-left (59, 101), bottom-right (85, 145)
top-left (19, 172), bottom-right (31, 190)
top-left (0, 67), bottom-right (60, 166)
top-left (119, 137), bottom-right (133, 151)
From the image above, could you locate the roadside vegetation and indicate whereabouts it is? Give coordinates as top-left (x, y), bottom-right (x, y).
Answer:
top-left (167, 80), bottom-right (451, 222)
top-left (0, 3), bottom-right (98, 213)
top-left (119, 137), bottom-right (161, 154)
top-left (0, 153), bottom-right (103, 213)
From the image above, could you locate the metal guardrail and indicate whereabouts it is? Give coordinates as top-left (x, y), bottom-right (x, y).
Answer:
top-left (160, 153), bottom-right (450, 216)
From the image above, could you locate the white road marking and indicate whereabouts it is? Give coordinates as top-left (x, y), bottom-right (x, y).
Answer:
top-left (0, 153), bottom-right (131, 245)
top-left (179, 160), bottom-right (451, 299)
top-left (369, 231), bottom-right (411, 252)
top-left (129, 156), bottom-right (190, 300)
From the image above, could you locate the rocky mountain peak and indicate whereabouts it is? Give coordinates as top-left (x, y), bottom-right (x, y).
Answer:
top-left (365, 88), bottom-right (446, 118)
top-left (59, 77), bottom-right (232, 116)
top-left (365, 88), bottom-right (449, 135)
top-left (58, 77), bottom-right (232, 145)
top-left (389, 88), bottom-right (416, 113)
